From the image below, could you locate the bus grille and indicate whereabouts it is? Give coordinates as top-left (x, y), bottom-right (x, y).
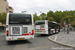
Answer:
top-left (23, 27), bottom-right (27, 33)
top-left (12, 27), bottom-right (20, 34)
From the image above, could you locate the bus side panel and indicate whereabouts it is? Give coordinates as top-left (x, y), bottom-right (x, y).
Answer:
top-left (48, 21), bottom-right (51, 35)
top-left (45, 21), bottom-right (48, 34)
top-left (6, 13), bottom-right (9, 36)
top-left (6, 13), bottom-right (9, 25)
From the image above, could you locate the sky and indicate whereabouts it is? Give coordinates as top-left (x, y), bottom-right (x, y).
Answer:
top-left (7, 0), bottom-right (75, 15)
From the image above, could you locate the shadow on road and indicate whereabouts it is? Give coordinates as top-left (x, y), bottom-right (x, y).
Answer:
top-left (35, 33), bottom-right (58, 37)
top-left (7, 40), bottom-right (31, 45)
top-left (35, 34), bottom-right (52, 37)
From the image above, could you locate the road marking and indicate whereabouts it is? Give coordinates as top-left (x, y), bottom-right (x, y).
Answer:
top-left (54, 35), bottom-right (57, 41)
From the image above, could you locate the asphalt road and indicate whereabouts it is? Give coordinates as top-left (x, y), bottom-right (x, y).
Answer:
top-left (0, 33), bottom-right (74, 50)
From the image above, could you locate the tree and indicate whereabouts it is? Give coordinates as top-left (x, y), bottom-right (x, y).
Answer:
top-left (40, 13), bottom-right (46, 20)
top-left (33, 13), bottom-right (40, 22)
top-left (33, 10), bottom-right (75, 27)
top-left (53, 11), bottom-right (63, 23)
top-left (0, 12), bottom-right (7, 25)
top-left (0, 13), bottom-right (1, 22)
top-left (47, 10), bottom-right (54, 18)
top-left (47, 17), bottom-right (54, 21)
top-left (64, 15), bottom-right (74, 24)
top-left (71, 20), bottom-right (75, 27)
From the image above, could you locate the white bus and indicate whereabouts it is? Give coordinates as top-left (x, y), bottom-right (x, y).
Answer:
top-left (6, 13), bottom-right (34, 41)
top-left (35, 20), bottom-right (60, 35)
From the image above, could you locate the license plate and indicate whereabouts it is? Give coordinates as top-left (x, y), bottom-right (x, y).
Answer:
top-left (18, 38), bottom-right (24, 40)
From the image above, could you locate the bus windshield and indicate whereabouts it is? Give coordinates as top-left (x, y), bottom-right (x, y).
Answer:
top-left (9, 13), bottom-right (32, 25)
top-left (35, 20), bottom-right (45, 25)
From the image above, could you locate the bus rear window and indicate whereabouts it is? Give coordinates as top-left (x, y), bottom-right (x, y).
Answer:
top-left (35, 20), bottom-right (45, 25)
top-left (9, 13), bottom-right (32, 25)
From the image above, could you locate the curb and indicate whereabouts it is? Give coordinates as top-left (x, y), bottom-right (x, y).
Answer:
top-left (48, 36), bottom-right (75, 48)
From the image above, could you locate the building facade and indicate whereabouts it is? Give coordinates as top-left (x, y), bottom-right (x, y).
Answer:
top-left (0, 0), bottom-right (14, 27)
top-left (0, 0), bottom-right (14, 13)
top-left (8, 6), bottom-right (14, 13)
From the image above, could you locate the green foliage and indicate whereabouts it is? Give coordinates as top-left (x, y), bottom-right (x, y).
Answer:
top-left (47, 17), bottom-right (54, 21)
top-left (71, 20), bottom-right (75, 27)
top-left (0, 12), bottom-right (7, 25)
top-left (33, 10), bottom-right (75, 27)
top-left (64, 15), bottom-right (74, 24)
top-left (40, 13), bottom-right (46, 20)
top-left (33, 13), bottom-right (47, 22)
top-left (33, 13), bottom-right (40, 22)
top-left (53, 11), bottom-right (63, 23)
top-left (47, 10), bottom-right (54, 18)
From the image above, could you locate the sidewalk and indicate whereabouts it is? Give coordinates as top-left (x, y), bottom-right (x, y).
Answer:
top-left (49, 31), bottom-right (75, 48)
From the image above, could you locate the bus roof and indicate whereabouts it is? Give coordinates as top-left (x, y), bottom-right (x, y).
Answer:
top-left (35, 20), bottom-right (47, 22)
top-left (8, 13), bottom-right (31, 15)
top-left (35, 20), bottom-right (59, 25)
top-left (48, 21), bottom-right (60, 25)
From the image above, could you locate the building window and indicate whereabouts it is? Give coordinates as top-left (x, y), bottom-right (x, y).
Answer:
top-left (6, 9), bottom-right (8, 13)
